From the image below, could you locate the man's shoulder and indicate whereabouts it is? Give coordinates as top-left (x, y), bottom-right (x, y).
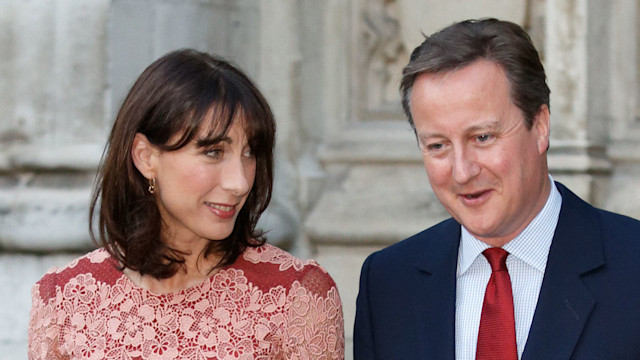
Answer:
top-left (556, 181), bottom-right (640, 256)
top-left (367, 217), bottom-right (459, 266)
top-left (594, 206), bottom-right (640, 239)
top-left (595, 205), bottom-right (640, 224)
top-left (556, 181), bottom-right (640, 231)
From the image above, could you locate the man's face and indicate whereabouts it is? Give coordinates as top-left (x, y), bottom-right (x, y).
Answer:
top-left (410, 60), bottom-right (551, 247)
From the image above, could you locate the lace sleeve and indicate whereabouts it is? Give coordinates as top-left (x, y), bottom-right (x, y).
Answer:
top-left (28, 276), bottom-right (65, 360)
top-left (284, 265), bottom-right (345, 360)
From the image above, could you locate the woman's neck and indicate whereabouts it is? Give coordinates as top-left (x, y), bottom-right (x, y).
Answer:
top-left (125, 237), bottom-right (224, 294)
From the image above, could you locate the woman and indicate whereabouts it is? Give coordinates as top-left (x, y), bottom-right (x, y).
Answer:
top-left (28, 49), bottom-right (344, 360)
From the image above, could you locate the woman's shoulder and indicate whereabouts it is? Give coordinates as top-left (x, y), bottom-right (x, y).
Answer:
top-left (238, 243), bottom-right (337, 295)
top-left (241, 243), bottom-right (323, 272)
top-left (33, 248), bottom-right (119, 302)
top-left (39, 248), bottom-right (114, 278)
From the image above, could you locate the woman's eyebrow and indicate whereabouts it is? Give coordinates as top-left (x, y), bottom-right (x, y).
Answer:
top-left (196, 135), bottom-right (230, 147)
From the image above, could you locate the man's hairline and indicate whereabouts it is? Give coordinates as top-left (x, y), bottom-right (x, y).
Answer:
top-left (403, 59), bottom-right (533, 131)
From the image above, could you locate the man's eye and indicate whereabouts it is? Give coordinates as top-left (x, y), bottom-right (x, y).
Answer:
top-left (427, 143), bottom-right (444, 151)
top-left (476, 134), bottom-right (492, 142)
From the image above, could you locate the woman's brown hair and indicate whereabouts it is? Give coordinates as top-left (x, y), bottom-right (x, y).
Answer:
top-left (90, 49), bottom-right (276, 278)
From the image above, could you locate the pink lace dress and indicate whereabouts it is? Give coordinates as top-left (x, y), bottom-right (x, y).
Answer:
top-left (28, 244), bottom-right (344, 360)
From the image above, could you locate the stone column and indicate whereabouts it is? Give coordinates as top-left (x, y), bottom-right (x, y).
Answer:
top-left (604, 0), bottom-right (640, 218)
top-left (255, 0), bottom-right (302, 252)
top-left (0, 0), bottom-right (110, 252)
top-left (545, 0), bottom-right (612, 201)
top-left (0, 1), bottom-right (110, 355)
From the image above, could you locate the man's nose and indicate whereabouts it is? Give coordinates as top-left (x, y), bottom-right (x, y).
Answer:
top-left (451, 147), bottom-right (480, 184)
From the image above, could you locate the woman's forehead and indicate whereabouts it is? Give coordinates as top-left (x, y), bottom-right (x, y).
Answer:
top-left (196, 112), bottom-right (250, 141)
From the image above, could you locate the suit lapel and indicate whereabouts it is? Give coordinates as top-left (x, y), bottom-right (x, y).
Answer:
top-left (522, 183), bottom-right (604, 359)
top-left (413, 219), bottom-right (461, 360)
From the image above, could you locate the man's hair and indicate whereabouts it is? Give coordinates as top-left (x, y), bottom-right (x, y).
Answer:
top-left (90, 49), bottom-right (276, 278)
top-left (400, 18), bottom-right (550, 130)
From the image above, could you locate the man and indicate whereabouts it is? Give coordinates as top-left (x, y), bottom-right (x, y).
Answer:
top-left (354, 18), bottom-right (640, 359)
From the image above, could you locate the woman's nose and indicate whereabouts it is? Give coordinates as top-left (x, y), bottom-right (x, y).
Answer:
top-left (221, 157), bottom-right (252, 196)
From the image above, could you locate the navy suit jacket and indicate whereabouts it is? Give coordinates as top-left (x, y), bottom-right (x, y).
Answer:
top-left (354, 182), bottom-right (640, 359)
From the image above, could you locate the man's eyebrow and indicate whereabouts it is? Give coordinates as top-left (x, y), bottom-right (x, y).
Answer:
top-left (196, 135), bottom-right (230, 147)
top-left (416, 120), bottom-right (502, 140)
top-left (466, 120), bottom-right (501, 133)
top-left (417, 131), bottom-right (441, 141)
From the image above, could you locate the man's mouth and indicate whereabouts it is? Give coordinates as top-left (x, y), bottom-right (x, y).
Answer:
top-left (461, 190), bottom-right (488, 200)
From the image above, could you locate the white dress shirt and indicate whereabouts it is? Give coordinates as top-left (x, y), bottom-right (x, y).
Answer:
top-left (455, 177), bottom-right (562, 360)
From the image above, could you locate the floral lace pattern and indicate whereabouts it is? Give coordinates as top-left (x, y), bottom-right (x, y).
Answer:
top-left (29, 245), bottom-right (344, 360)
top-left (242, 245), bottom-right (318, 272)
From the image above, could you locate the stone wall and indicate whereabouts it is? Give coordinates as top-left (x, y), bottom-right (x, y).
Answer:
top-left (2, 0), bottom-right (640, 358)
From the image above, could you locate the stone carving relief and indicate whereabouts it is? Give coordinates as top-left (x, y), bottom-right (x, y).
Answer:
top-left (358, 0), bottom-right (408, 121)
top-left (354, 0), bottom-right (535, 123)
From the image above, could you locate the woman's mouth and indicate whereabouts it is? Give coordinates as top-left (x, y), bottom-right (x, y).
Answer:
top-left (207, 203), bottom-right (234, 211)
top-left (205, 202), bottom-right (237, 218)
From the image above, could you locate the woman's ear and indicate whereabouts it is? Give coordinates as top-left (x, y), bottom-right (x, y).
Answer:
top-left (131, 133), bottom-right (159, 179)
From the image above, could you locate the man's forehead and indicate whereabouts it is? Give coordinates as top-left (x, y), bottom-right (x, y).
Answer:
top-left (410, 61), bottom-right (514, 118)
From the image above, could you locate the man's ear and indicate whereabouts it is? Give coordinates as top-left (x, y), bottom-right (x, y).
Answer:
top-left (533, 104), bottom-right (550, 154)
top-left (131, 133), bottom-right (159, 179)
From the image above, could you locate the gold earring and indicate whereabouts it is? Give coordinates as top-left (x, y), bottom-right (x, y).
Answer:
top-left (148, 178), bottom-right (156, 194)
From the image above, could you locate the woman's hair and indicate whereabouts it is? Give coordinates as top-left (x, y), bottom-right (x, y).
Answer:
top-left (90, 49), bottom-right (276, 278)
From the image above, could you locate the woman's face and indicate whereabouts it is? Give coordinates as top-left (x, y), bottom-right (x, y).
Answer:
top-left (150, 120), bottom-right (256, 244)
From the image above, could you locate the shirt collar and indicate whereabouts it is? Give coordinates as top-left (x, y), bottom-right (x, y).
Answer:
top-left (457, 176), bottom-right (562, 276)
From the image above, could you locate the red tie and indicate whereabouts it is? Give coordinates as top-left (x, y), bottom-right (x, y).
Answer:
top-left (476, 248), bottom-right (518, 360)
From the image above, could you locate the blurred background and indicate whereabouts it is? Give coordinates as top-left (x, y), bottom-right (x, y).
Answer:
top-left (2, 0), bottom-right (640, 358)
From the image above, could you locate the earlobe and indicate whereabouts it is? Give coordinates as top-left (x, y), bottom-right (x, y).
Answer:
top-left (131, 133), bottom-right (158, 179)
top-left (534, 105), bottom-right (550, 154)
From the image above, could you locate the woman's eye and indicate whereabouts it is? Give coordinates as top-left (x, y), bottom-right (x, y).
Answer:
top-left (243, 148), bottom-right (254, 158)
top-left (204, 148), bottom-right (224, 158)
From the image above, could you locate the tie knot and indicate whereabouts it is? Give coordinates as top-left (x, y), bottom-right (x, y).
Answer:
top-left (482, 247), bottom-right (509, 272)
